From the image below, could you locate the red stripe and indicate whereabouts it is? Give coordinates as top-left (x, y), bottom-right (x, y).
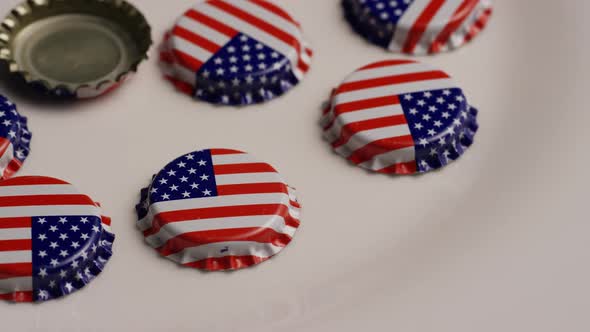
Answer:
top-left (0, 137), bottom-right (10, 158)
top-left (359, 59), bottom-right (417, 70)
top-left (172, 25), bottom-right (221, 53)
top-left (378, 161), bottom-right (418, 175)
top-left (213, 163), bottom-right (277, 175)
top-left (465, 8), bottom-right (493, 42)
top-left (184, 255), bottom-right (270, 271)
top-left (209, 1), bottom-right (303, 64)
top-left (156, 227), bottom-right (292, 257)
top-left (250, 0), bottom-right (301, 27)
top-left (210, 149), bottom-right (245, 155)
top-left (332, 114), bottom-right (408, 149)
top-left (403, 0), bottom-right (446, 53)
top-left (0, 176), bottom-right (69, 187)
top-left (165, 75), bottom-right (195, 95)
top-left (305, 47), bottom-right (313, 57)
top-left (2, 159), bottom-right (22, 180)
top-left (0, 194), bottom-right (95, 207)
top-left (145, 204), bottom-right (299, 237)
top-left (185, 9), bottom-right (239, 37)
top-left (101, 216), bottom-right (112, 226)
top-left (217, 183), bottom-right (288, 196)
top-left (336, 71), bottom-right (450, 94)
top-left (326, 96), bottom-right (401, 130)
top-left (172, 49), bottom-right (203, 71)
top-left (430, 0), bottom-right (478, 53)
top-left (0, 239), bottom-right (31, 252)
top-left (160, 51), bottom-right (175, 64)
top-left (348, 135), bottom-right (416, 165)
top-left (0, 217), bottom-right (31, 229)
top-left (0, 263), bottom-right (32, 279)
top-left (290, 200), bottom-right (301, 209)
top-left (0, 291), bottom-right (33, 302)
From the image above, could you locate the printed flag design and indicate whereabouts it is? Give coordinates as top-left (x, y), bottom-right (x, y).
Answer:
top-left (343, 0), bottom-right (493, 54)
top-left (160, 0), bottom-right (313, 105)
top-left (322, 60), bottom-right (478, 174)
top-left (137, 149), bottom-right (301, 271)
top-left (0, 177), bottom-right (114, 303)
top-left (0, 95), bottom-right (31, 179)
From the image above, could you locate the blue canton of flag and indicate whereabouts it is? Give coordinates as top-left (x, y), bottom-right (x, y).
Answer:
top-left (31, 216), bottom-right (111, 301)
top-left (195, 33), bottom-right (296, 104)
top-left (361, 0), bottom-right (415, 25)
top-left (149, 150), bottom-right (219, 205)
top-left (400, 88), bottom-right (470, 172)
top-left (0, 96), bottom-right (31, 163)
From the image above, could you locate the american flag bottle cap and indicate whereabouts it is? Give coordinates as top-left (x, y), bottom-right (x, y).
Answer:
top-left (160, 0), bottom-right (313, 106)
top-left (343, 0), bottom-right (493, 55)
top-left (136, 149), bottom-right (301, 271)
top-left (0, 176), bottom-right (115, 303)
top-left (0, 0), bottom-right (152, 99)
top-left (0, 95), bottom-right (31, 179)
top-left (322, 59), bottom-right (479, 174)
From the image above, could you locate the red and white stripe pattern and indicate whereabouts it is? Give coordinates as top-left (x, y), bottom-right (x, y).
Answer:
top-left (0, 177), bottom-right (112, 302)
top-left (389, 0), bottom-right (493, 55)
top-left (161, 0), bottom-right (312, 95)
top-left (322, 59), bottom-right (458, 173)
top-left (137, 149), bottom-right (301, 271)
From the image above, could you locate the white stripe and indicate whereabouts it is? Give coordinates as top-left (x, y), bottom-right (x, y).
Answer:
top-left (145, 214), bottom-right (296, 248)
top-left (227, 0), bottom-right (302, 40)
top-left (413, 1), bottom-right (463, 54)
top-left (334, 125), bottom-right (412, 158)
top-left (167, 241), bottom-right (283, 265)
top-left (0, 228), bottom-right (30, 240)
top-left (389, 1), bottom-right (429, 52)
top-left (177, 16), bottom-right (232, 46)
top-left (0, 277), bottom-right (32, 292)
top-left (0, 250), bottom-right (30, 264)
top-left (333, 78), bottom-right (456, 106)
top-left (0, 142), bottom-right (14, 176)
top-left (197, 3), bottom-right (299, 70)
top-left (215, 172), bottom-right (285, 186)
top-left (324, 104), bottom-right (406, 143)
top-left (101, 223), bottom-right (113, 234)
top-left (0, 205), bottom-right (101, 218)
top-left (211, 153), bottom-right (257, 165)
top-left (0, 184), bottom-right (78, 197)
top-left (344, 62), bottom-right (427, 83)
top-left (171, 35), bottom-right (213, 63)
top-left (358, 146), bottom-right (416, 170)
top-left (138, 193), bottom-right (290, 231)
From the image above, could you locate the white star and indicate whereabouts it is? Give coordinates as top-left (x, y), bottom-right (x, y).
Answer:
top-left (50, 259), bottom-right (59, 267)
top-left (420, 160), bottom-right (429, 168)
top-left (177, 161), bottom-right (186, 168)
top-left (245, 75), bottom-right (254, 84)
top-left (409, 108), bottom-right (418, 115)
top-left (434, 120), bottom-right (443, 127)
top-left (64, 282), bottom-right (73, 293)
top-left (180, 176), bottom-right (189, 183)
top-left (167, 170), bottom-right (176, 177)
top-left (258, 63), bottom-right (267, 70)
top-left (456, 95), bottom-right (465, 102)
top-left (0, 111), bottom-right (4, 117)
top-left (230, 65), bottom-right (238, 73)
top-left (419, 138), bottom-right (429, 147)
top-left (38, 289), bottom-right (49, 299)
top-left (242, 45), bottom-right (251, 52)
top-left (423, 92), bottom-right (432, 98)
top-left (92, 225), bottom-right (100, 233)
top-left (216, 68), bottom-right (225, 75)
top-left (453, 118), bottom-right (462, 126)
top-left (414, 123), bottom-right (423, 130)
top-left (202, 189), bottom-right (212, 196)
top-left (182, 191), bottom-right (191, 198)
top-left (2, 119), bottom-right (11, 126)
top-left (271, 52), bottom-right (279, 58)
top-left (202, 70), bottom-right (210, 78)
top-left (200, 174), bottom-right (210, 181)
top-left (232, 78), bottom-right (241, 86)
top-left (439, 138), bottom-right (447, 146)
top-left (59, 233), bottom-right (68, 241)
top-left (255, 43), bottom-right (264, 50)
top-left (80, 251), bottom-right (89, 260)
top-left (227, 46), bottom-right (236, 53)
top-left (70, 225), bottom-right (79, 232)
top-left (38, 234), bottom-right (47, 241)
top-left (185, 154), bottom-right (195, 160)
top-left (150, 187), bottom-right (158, 194)
top-left (49, 242), bottom-right (59, 249)
top-left (430, 148), bottom-right (438, 156)
top-left (428, 129), bottom-right (437, 136)
top-left (58, 217), bottom-right (68, 224)
top-left (448, 104), bottom-right (457, 110)
top-left (71, 260), bottom-right (79, 269)
top-left (443, 89), bottom-right (452, 96)
top-left (229, 56), bottom-right (238, 63)
top-left (442, 112), bottom-right (451, 119)
top-left (71, 241), bottom-right (80, 249)
top-left (161, 193), bottom-right (170, 200)
top-left (198, 160), bottom-right (207, 166)
top-left (404, 94), bottom-right (413, 101)
top-left (429, 105), bottom-right (438, 112)
top-left (170, 184), bottom-right (179, 191)
top-left (422, 114), bottom-right (431, 121)
top-left (188, 168), bottom-right (197, 174)
top-left (59, 250), bottom-right (68, 257)
top-left (245, 64), bottom-right (253, 72)
top-left (257, 53), bottom-right (266, 60)
top-left (190, 183), bottom-right (199, 189)
top-left (159, 178), bottom-right (168, 185)
top-left (38, 251), bottom-right (48, 258)
top-left (81, 233), bottom-right (89, 240)
top-left (80, 217), bottom-right (89, 224)
top-left (37, 218), bottom-right (47, 224)
top-left (91, 244), bottom-right (98, 252)
top-left (214, 57), bottom-right (223, 65)
top-left (75, 272), bottom-right (83, 281)
top-left (7, 130), bottom-right (15, 138)
top-left (436, 97), bottom-right (445, 104)
top-left (49, 280), bottom-right (56, 288)
top-left (417, 100), bottom-right (426, 106)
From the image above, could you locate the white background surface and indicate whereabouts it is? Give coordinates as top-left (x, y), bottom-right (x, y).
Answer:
top-left (1, 1), bottom-right (589, 331)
